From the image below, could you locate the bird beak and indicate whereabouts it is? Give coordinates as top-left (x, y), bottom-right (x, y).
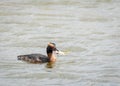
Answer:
top-left (55, 49), bottom-right (65, 55)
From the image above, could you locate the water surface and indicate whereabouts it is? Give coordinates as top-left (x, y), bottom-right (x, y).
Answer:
top-left (0, 0), bottom-right (120, 86)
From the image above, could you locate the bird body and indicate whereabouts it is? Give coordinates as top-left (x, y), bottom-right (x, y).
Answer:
top-left (17, 43), bottom-right (59, 63)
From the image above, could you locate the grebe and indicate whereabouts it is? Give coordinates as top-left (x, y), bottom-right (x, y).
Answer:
top-left (17, 42), bottom-right (61, 63)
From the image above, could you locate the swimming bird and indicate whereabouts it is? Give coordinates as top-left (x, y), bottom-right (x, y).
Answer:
top-left (17, 42), bottom-right (63, 63)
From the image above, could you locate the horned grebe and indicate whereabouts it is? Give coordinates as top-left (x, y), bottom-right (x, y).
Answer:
top-left (17, 42), bottom-right (61, 63)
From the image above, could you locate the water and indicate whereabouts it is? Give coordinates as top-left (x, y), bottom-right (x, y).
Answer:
top-left (0, 0), bottom-right (120, 86)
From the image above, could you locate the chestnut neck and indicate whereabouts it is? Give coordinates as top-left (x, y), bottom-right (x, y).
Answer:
top-left (47, 52), bottom-right (53, 58)
top-left (46, 46), bottom-right (56, 62)
top-left (47, 52), bottom-right (56, 62)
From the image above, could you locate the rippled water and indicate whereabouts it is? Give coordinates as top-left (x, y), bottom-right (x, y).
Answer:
top-left (0, 0), bottom-right (120, 86)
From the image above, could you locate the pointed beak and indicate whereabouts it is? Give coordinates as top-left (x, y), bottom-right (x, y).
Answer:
top-left (55, 48), bottom-right (65, 55)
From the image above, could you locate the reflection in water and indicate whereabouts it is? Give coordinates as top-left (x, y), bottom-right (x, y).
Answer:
top-left (46, 62), bottom-right (56, 68)
top-left (0, 0), bottom-right (120, 86)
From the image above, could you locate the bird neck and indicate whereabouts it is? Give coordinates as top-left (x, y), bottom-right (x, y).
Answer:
top-left (47, 52), bottom-right (56, 62)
